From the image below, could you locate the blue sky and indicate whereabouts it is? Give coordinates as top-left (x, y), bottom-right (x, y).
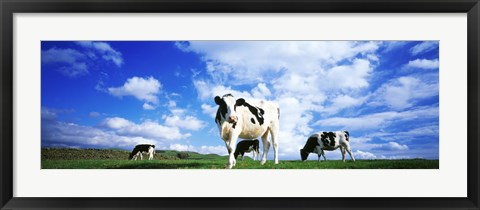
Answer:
top-left (41, 41), bottom-right (439, 160)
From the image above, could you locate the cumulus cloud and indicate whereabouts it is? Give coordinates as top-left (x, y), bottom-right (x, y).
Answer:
top-left (184, 41), bottom-right (385, 159)
top-left (108, 76), bottom-right (161, 107)
top-left (410, 41), bottom-right (439, 55)
top-left (251, 83), bottom-right (272, 99)
top-left (381, 142), bottom-right (409, 151)
top-left (163, 115), bottom-right (206, 131)
top-left (405, 59), bottom-right (439, 69)
top-left (179, 41), bottom-right (380, 85)
top-left (193, 80), bottom-right (253, 101)
top-left (143, 103), bottom-right (155, 110)
top-left (102, 117), bottom-right (190, 140)
top-left (201, 104), bottom-right (217, 118)
top-left (355, 150), bottom-right (378, 159)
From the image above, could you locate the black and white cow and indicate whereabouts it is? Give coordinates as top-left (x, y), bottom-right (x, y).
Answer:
top-left (214, 94), bottom-right (280, 169)
top-left (129, 144), bottom-right (155, 160)
top-left (300, 131), bottom-right (355, 162)
top-left (234, 139), bottom-right (260, 161)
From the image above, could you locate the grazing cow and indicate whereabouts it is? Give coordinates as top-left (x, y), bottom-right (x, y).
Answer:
top-left (129, 144), bottom-right (155, 160)
top-left (214, 94), bottom-right (280, 169)
top-left (300, 131), bottom-right (355, 162)
top-left (234, 139), bottom-right (260, 161)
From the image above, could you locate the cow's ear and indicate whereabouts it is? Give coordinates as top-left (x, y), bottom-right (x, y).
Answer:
top-left (236, 98), bottom-right (245, 106)
top-left (214, 96), bottom-right (222, 105)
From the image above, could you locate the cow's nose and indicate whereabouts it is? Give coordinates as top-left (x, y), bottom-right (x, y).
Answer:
top-left (228, 116), bottom-right (237, 123)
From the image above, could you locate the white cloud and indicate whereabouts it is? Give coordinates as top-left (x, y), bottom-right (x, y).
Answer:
top-left (102, 117), bottom-right (190, 140)
top-left (169, 144), bottom-right (227, 155)
top-left (383, 142), bottom-right (409, 151)
top-left (405, 59), bottom-right (439, 69)
top-left (42, 120), bottom-right (157, 149)
top-left (193, 80), bottom-right (253, 101)
top-left (41, 107), bottom-right (58, 120)
top-left (76, 41), bottom-right (123, 66)
top-left (180, 41), bottom-right (380, 85)
top-left (41, 48), bottom-right (89, 77)
top-left (42, 42), bottom-right (124, 78)
top-left (315, 106), bottom-right (438, 131)
top-left (201, 104), bottom-right (217, 118)
top-left (354, 150), bottom-right (413, 160)
top-left (355, 150), bottom-right (378, 159)
top-left (42, 48), bottom-right (86, 64)
top-left (108, 76), bottom-right (161, 105)
top-left (323, 59), bottom-right (373, 90)
top-left (410, 41), bottom-right (438, 55)
top-left (185, 41), bottom-right (385, 159)
top-left (143, 103), bottom-right (155, 110)
top-left (102, 117), bottom-right (133, 129)
top-left (251, 83), bottom-right (272, 99)
top-left (163, 115), bottom-right (206, 131)
top-left (372, 76), bottom-right (438, 110)
top-left (381, 41), bottom-right (408, 53)
top-left (322, 94), bottom-right (368, 114)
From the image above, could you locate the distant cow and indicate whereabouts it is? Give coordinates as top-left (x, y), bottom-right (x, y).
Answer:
top-left (214, 94), bottom-right (280, 169)
top-left (300, 131), bottom-right (355, 162)
top-left (234, 139), bottom-right (260, 161)
top-left (129, 144), bottom-right (155, 160)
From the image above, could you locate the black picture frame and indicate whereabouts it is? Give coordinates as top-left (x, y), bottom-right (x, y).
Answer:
top-left (1, 0), bottom-right (479, 209)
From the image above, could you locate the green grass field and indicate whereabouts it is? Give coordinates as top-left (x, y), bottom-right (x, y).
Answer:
top-left (41, 148), bottom-right (439, 169)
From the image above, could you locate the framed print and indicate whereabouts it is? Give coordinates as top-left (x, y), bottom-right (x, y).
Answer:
top-left (1, 0), bottom-right (479, 209)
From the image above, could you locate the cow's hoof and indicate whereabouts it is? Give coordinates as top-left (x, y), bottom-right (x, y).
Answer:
top-left (225, 164), bottom-right (234, 169)
top-left (260, 160), bottom-right (266, 165)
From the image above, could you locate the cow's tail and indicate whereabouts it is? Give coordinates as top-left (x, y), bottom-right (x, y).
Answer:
top-left (344, 131), bottom-right (350, 142)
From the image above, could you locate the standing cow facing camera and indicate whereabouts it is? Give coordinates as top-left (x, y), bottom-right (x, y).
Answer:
top-left (300, 131), bottom-right (355, 162)
top-left (214, 94), bottom-right (280, 169)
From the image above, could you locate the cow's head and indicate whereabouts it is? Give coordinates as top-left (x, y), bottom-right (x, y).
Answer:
top-left (300, 149), bottom-right (309, 161)
top-left (214, 94), bottom-right (246, 124)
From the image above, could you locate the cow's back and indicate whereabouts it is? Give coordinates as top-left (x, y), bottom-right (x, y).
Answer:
top-left (236, 100), bottom-right (279, 139)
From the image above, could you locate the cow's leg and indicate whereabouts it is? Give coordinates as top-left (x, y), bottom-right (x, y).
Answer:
top-left (139, 152), bottom-right (143, 160)
top-left (225, 136), bottom-right (239, 169)
top-left (149, 151), bottom-right (153, 160)
top-left (315, 146), bottom-right (321, 162)
top-left (270, 123), bottom-right (280, 164)
top-left (321, 150), bottom-right (327, 161)
top-left (242, 153), bottom-right (245, 160)
top-left (260, 130), bottom-right (271, 165)
top-left (340, 146), bottom-right (346, 162)
top-left (252, 151), bottom-right (256, 161)
top-left (344, 143), bottom-right (355, 161)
